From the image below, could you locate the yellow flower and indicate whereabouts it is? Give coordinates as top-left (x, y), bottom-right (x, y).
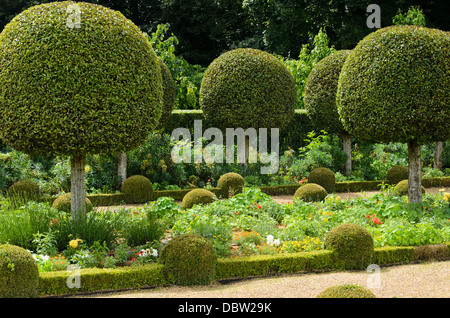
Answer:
top-left (335, 196), bottom-right (340, 201)
top-left (443, 193), bottom-right (450, 202)
top-left (69, 238), bottom-right (83, 248)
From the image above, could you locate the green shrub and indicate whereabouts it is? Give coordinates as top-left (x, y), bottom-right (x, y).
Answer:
top-left (0, 244), bottom-right (39, 298)
top-left (159, 233), bottom-right (217, 286)
top-left (0, 1), bottom-right (163, 157)
top-left (217, 172), bottom-right (245, 198)
top-left (304, 50), bottom-right (352, 136)
top-left (294, 183), bottom-right (328, 202)
top-left (324, 223), bottom-right (374, 270)
top-left (52, 193), bottom-right (93, 213)
top-left (7, 180), bottom-right (41, 203)
top-left (395, 180), bottom-right (425, 196)
top-left (307, 167), bottom-right (336, 193)
top-left (156, 58), bottom-right (176, 130)
top-left (121, 175), bottom-right (154, 204)
top-left (181, 189), bottom-right (216, 209)
top-left (386, 165), bottom-right (409, 185)
top-left (200, 48), bottom-right (296, 131)
top-left (316, 284), bottom-right (376, 298)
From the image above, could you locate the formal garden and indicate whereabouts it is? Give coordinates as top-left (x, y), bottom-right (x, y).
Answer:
top-left (0, 1), bottom-right (449, 298)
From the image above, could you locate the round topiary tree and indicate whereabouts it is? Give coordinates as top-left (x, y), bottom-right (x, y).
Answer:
top-left (395, 179), bottom-right (425, 196)
top-left (324, 223), bottom-right (374, 270)
top-left (217, 172), bottom-right (245, 198)
top-left (52, 193), bottom-right (93, 213)
top-left (181, 189), bottom-right (216, 210)
top-left (0, 2), bottom-right (163, 222)
top-left (7, 180), bottom-right (40, 202)
top-left (117, 58), bottom-right (175, 185)
top-left (304, 50), bottom-right (353, 175)
top-left (199, 48), bottom-right (297, 168)
top-left (316, 284), bottom-right (376, 298)
top-left (386, 165), bottom-right (409, 185)
top-left (307, 167), bottom-right (336, 193)
top-left (294, 183), bottom-right (328, 202)
top-left (121, 175), bottom-right (154, 204)
top-left (159, 233), bottom-right (217, 286)
top-left (336, 25), bottom-right (450, 204)
top-left (0, 244), bottom-right (39, 298)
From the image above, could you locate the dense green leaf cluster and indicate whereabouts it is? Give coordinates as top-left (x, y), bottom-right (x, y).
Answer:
top-left (200, 48), bottom-right (297, 130)
top-left (0, 1), bottom-right (163, 157)
top-left (156, 58), bottom-right (176, 129)
top-left (303, 50), bottom-right (351, 135)
top-left (336, 25), bottom-right (450, 144)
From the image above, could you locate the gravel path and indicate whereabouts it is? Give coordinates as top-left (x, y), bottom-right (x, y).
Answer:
top-left (80, 260), bottom-right (449, 298)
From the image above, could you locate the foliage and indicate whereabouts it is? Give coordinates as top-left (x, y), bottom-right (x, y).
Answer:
top-left (316, 284), bottom-right (376, 298)
top-left (336, 25), bottom-right (450, 144)
top-left (0, 1), bottom-right (163, 157)
top-left (294, 183), bottom-right (328, 202)
top-left (200, 48), bottom-right (297, 130)
top-left (121, 175), bottom-right (154, 204)
top-left (303, 49), bottom-right (351, 135)
top-left (307, 167), bottom-right (336, 194)
top-left (393, 6), bottom-right (427, 26)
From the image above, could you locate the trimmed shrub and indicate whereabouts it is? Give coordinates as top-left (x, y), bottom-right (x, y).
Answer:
top-left (217, 172), bottom-right (245, 198)
top-left (294, 183), bottom-right (328, 202)
top-left (307, 167), bottom-right (336, 193)
top-left (156, 58), bottom-right (176, 130)
top-left (386, 165), bottom-right (409, 185)
top-left (0, 1), bottom-right (163, 157)
top-left (7, 180), bottom-right (40, 202)
top-left (304, 50), bottom-right (352, 136)
top-left (181, 189), bottom-right (216, 210)
top-left (336, 25), bottom-right (450, 145)
top-left (52, 193), bottom-right (93, 213)
top-left (121, 175), bottom-right (154, 204)
top-left (395, 180), bottom-right (425, 196)
top-left (316, 284), bottom-right (376, 298)
top-left (324, 223), bottom-right (374, 270)
top-left (0, 244), bottom-right (39, 298)
top-left (159, 233), bottom-right (217, 286)
top-left (200, 48), bottom-right (297, 130)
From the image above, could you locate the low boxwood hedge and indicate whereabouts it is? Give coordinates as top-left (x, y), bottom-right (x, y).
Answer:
top-left (38, 242), bottom-right (450, 297)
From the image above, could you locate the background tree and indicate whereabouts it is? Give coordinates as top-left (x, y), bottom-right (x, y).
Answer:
top-left (336, 25), bottom-right (450, 204)
top-left (0, 2), bottom-right (163, 221)
top-left (303, 50), bottom-right (353, 175)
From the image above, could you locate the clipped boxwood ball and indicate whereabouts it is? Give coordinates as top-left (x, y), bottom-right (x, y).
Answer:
top-left (395, 180), bottom-right (425, 196)
top-left (294, 183), bottom-right (328, 202)
top-left (121, 175), bottom-right (153, 204)
top-left (217, 172), bottom-right (245, 198)
top-left (181, 189), bottom-right (216, 210)
top-left (52, 193), bottom-right (93, 213)
top-left (386, 165), bottom-right (409, 185)
top-left (0, 2), bottom-right (163, 157)
top-left (317, 284), bottom-right (376, 298)
top-left (159, 233), bottom-right (217, 286)
top-left (7, 180), bottom-right (40, 201)
top-left (324, 223), bottom-right (374, 270)
top-left (307, 167), bottom-right (336, 193)
top-left (0, 244), bottom-right (39, 298)
top-left (200, 48), bottom-right (297, 130)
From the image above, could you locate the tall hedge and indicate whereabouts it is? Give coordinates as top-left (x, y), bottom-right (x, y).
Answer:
top-left (336, 25), bottom-right (450, 203)
top-left (0, 2), bottom-right (163, 219)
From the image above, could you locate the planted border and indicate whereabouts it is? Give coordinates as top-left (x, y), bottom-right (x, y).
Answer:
top-left (38, 242), bottom-right (450, 297)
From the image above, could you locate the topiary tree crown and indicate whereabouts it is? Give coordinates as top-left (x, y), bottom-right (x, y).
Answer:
top-left (200, 48), bottom-right (297, 131)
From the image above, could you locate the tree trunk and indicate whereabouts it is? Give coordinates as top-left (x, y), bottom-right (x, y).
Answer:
top-left (70, 153), bottom-right (86, 222)
top-left (342, 132), bottom-right (352, 175)
top-left (117, 152), bottom-right (127, 187)
top-left (407, 140), bottom-right (422, 205)
top-left (434, 141), bottom-right (443, 171)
